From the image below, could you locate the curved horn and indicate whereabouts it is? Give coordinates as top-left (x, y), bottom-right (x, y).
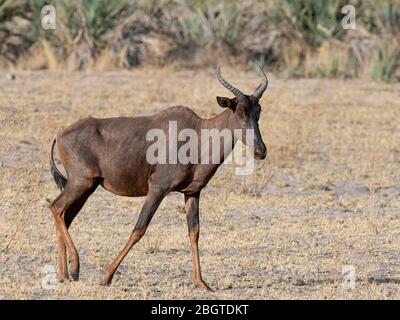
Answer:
top-left (253, 63), bottom-right (269, 99)
top-left (216, 65), bottom-right (246, 100)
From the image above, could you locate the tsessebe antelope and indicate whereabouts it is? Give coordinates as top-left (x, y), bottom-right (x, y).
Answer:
top-left (49, 66), bottom-right (268, 290)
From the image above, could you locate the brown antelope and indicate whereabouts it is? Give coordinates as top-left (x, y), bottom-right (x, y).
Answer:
top-left (49, 66), bottom-right (268, 291)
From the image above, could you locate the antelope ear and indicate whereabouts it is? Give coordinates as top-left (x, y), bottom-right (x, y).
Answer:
top-left (216, 96), bottom-right (237, 111)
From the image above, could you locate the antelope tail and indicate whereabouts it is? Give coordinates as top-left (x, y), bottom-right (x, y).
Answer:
top-left (50, 138), bottom-right (67, 191)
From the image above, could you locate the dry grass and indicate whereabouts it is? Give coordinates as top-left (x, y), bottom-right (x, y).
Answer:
top-left (0, 68), bottom-right (400, 299)
top-left (2, 0), bottom-right (400, 80)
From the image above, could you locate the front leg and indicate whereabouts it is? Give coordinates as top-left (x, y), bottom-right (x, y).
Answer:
top-left (184, 193), bottom-right (213, 291)
top-left (101, 184), bottom-right (167, 286)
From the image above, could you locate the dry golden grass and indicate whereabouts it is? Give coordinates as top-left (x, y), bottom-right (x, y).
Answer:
top-left (0, 68), bottom-right (400, 299)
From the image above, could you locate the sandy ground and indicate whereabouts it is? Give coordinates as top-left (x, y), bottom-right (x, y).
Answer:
top-left (0, 68), bottom-right (399, 299)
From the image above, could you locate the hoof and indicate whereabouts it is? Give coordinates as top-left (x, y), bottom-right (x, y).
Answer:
top-left (58, 277), bottom-right (70, 283)
top-left (100, 278), bottom-right (111, 286)
top-left (193, 280), bottom-right (214, 292)
top-left (70, 272), bottom-right (79, 281)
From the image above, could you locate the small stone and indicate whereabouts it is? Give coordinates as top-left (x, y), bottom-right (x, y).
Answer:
top-left (6, 73), bottom-right (16, 80)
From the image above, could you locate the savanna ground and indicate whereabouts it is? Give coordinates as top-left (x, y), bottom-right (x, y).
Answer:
top-left (0, 68), bottom-right (399, 299)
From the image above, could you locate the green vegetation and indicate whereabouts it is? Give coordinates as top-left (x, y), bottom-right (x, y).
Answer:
top-left (0, 0), bottom-right (399, 80)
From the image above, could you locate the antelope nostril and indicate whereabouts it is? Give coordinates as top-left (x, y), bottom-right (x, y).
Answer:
top-left (255, 147), bottom-right (267, 159)
top-left (262, 145), bottom-right (267, 155)
top-left (258, 151), bottom-right (266, 159)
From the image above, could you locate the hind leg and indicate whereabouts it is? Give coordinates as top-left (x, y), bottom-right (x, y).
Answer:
top-left (55, 229), bottom-right (68, 282)
top-left (64, 184), bottom-right (98, 280)
top-left (50, 179), bottom-right (96, 282)
top-left (51, 192), bottom-right (69, 282)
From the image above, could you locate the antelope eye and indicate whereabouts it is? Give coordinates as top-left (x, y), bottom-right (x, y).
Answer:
top-left (256, 106), bottom-right (261, 120)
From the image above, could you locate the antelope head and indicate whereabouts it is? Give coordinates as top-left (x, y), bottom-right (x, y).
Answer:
top-left (216, 65), bottom-right (268, 160)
